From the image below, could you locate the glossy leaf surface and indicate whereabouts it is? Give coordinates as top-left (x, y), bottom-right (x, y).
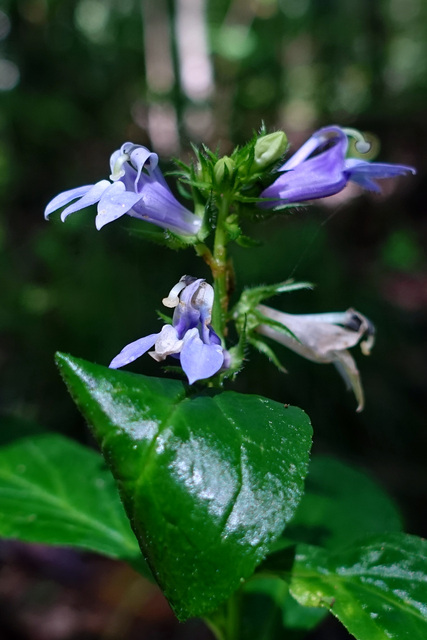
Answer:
top-left (56, 352), bottom-right (312, 620)
top-left (0, 434), bottom-right (141, 565)
top-left (246, 456), bottom-right (402, 638)
top-left (285, 456), bottom-right (402, 549)
top-left (291, 533), bottom-right (427, 640)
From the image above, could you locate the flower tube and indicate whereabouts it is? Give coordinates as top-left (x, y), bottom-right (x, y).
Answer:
top-left (45, 142), bottom-right (201, 236)
top-left (256, 304), bottom-right (375, 411)
top-left (259, 126), bottom-right (415, 207)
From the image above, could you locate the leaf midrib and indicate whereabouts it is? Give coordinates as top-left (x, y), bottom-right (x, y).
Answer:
top-left (293, 566), bottom-right (427, 624)
top-left (0, 466), bottom-right (139, 555)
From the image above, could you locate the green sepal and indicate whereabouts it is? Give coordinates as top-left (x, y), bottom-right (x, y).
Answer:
top-left (242, 203), bottom-right (302, 222)
top-left (235, 234), bottom-right (262, 248)
top-left (248, 336), bottom-right (288, 374)
top-left (55, 353), bottom-right (313, 620)
top-left (233, 194), bottom-right (269, 204)
top-left (233, 281), bottom-right (314, 338)
top-left (155, 309), bottom-right (173, 324)
top-left (236, 280), bottom-right (314, 315)
top-left (128, 223), bottom-right (201, 249)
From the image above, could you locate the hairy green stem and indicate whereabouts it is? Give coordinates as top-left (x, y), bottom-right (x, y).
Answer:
top-left (211, 194), bottom-right (232, 342)
top-left (194, 242), bottom-right (215, 269)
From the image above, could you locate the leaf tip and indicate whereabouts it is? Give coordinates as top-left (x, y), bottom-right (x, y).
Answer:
top-left (55, 350), bottom-right (78, 372)
top-left (54, 351), bottom-right (99, 400)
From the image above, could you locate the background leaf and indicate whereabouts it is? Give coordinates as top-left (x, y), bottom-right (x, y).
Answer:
top-left (56, 352), bottom-right (313, 620)
top-left (0, 434), bottom-right (143, 568)
top-left (241, 575), bottom-right (326, 639)
top-left (0, 415), bottom-right (47, 447)
top-left (246, 456), bottom-right (404, 637)
top-left (284, 456), bottom-right (403, 549)
top-left (290, 533), bottom-right (427, 640)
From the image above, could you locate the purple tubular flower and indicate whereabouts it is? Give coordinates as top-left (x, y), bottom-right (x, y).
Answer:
top-left (259, 126), bottom-right (415, 207)
top-left (109, 276), bottom-right (226, 384)
top-left (44, 142), bottom-right (201, 236)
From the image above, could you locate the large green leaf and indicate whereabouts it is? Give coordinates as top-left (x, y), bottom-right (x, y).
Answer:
top-left (290, 533), bottom-right (427, 640)
top-left (285, 456), bottom-right (403, 549)
top-left (0, 434), bottom-right (142, 566)
top-left (246, 456), bottom-right (403, 638)
top-left (56, 352), bottom-right (313, 620)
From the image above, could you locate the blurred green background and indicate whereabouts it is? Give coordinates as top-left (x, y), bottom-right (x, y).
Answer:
top-left (0, 0), bottom-right (426, 636)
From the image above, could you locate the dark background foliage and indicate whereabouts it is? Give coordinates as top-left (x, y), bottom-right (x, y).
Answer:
top-left (0, 0), bottom-right (426, 637)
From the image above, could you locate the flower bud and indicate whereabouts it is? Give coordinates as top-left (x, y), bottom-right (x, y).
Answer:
top-left (214, 156), bottom-right (235, 184)
top-left (254, 131), bottom-right (288, 169)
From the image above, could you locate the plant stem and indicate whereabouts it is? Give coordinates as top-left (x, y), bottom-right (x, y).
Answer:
top-left (194, 242), bottom-right (215, 269)
top-left (204, 591), bottom-right (241, 640)
top-left (211, 194), bottom-right (231, 341)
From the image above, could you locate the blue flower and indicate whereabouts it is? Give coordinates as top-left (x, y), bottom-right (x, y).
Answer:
top-left (44, 142), bottom-right (201, 236)
top-left (259, 126), bottom-right (415, 207)
top-left (256, 304), bottom-right (375, 411)
top-left (109, 276), bottom-right (227, 384)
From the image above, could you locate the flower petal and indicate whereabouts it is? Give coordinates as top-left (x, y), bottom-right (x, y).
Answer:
top-left (345, 159), bottom-right (416, 192)
top-left (333, 349), bottom-right (364, 412)
top-left (260, 132), bottom-right (348, 206)
top-left (128, 146), bottom-right (160, 189)
top-left (279, 126), bottom-right (347, 171)
top-left (150, 324), bottom-right (183, 361)
top-left (180, 328), bottom-right (224, 384)
top-left (193, 282), bottom-right (215, 326)
top-left (109, 150), bottom-right (122, 177)
top-left (256, 305), bottom-right (369, 360)
top-left (60, 180), bottom-right (112, 222)
top-left (44, 185), bottom-right (94, 219)
top-left (109, 332), bottom-right (159, 369)
top-left (95, 182), bottom-right (142, 229)
top-left (172, 279), bottom-right (204, 337)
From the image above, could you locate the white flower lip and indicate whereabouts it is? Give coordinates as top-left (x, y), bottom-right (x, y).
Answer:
top-left (110, 276), bottom-right (227, 384)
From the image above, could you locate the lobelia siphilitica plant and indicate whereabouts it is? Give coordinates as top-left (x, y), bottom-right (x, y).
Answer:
top-left (1, 125), bottom-right (424, 640)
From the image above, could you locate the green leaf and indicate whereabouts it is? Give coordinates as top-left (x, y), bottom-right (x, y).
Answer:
top-left (0, 434), bottom-right (143, 567)
top-left (250, 458), bottom-right (403, 638)
top-left (242, 576), bottom-right (327, 638)
top-left (285, 456), bottom-right (403, 549)
top-left (55, 352), bottom-right (313, 620)
top-left (290, 534), bottom-right (427, 640)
